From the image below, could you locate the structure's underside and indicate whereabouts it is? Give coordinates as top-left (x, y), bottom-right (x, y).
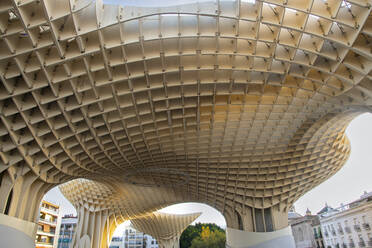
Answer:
top-left (0, 0), bottom-right (371, 247)
top-left (130, 212), bottom-right (201, 248)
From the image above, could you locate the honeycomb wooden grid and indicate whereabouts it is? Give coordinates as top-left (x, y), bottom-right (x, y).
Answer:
top-left (1, 0), bottom-right (372, 226)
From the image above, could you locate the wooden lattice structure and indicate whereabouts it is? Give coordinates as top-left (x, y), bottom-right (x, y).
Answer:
top-left (0, 0), bottom-right (371, 246)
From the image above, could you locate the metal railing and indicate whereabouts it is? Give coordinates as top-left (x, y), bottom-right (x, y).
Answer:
top-left (39, 217), bottom-right (57, 225)
top-left (358, 240), bottom-right (366, 247)
top-left (36, 241), bottom-right (54, 246)
top-left (40, 206), bottom-right (59, 215)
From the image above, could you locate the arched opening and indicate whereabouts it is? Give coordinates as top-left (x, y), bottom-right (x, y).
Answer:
top-left (38, 185), bottom-right (77, 248)
top-left (109, 202), bottom-right (227, 248)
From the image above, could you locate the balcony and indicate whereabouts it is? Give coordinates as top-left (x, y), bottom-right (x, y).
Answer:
top-left (40, 206), bottom-right (59, 216)
top-left (37, 230), bottom-right (56, 236)
top-left (342, 243), bottom-right (347, 248)
top-left (362, 223), bottom-right (370, 230)
top-left (324, 231), bottom-right (329, 237)
top-left (345, 226), bottom-right (351, 233)
top-left (36, 241), bottom-right (53, 247)
top-left (353, 224), bottom-right (361, 232)
top-left (39, 218), bottom-right (57, 226)
top-left (359, 240), bottom-right (366, 247)
top-left (368, 239), bottom-right (372, 247)
top-left (349, 242), bottom-right (355, 248)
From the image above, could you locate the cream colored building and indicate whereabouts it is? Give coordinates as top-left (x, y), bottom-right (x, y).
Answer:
top-left (36, 200), bottom-right (62, 248)
top-left (320, 192), bottom-right (372, 248)
top-left (289, 208), bottom-right (325, 248)
top-left (0, 0), bottom-right (372, 247)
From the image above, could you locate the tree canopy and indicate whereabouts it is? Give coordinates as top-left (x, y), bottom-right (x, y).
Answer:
top-left (180, 223), bottom-right (226, 248)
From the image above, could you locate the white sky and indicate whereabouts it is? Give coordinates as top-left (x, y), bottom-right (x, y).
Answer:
top-left (44, 113), bottom-right (372, 230)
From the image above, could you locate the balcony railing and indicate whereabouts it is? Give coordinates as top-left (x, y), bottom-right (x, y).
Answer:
top-left (37, 230), bottom-right (56, 236)
top-left (40, 206), bottom-right (59, 216)
top-left (36, 241), bottom-right (53, 246)
top-left (342, 243), bottom-right (347, 248)
top-left (358, 241), bottom-right (366, 247)
top-left (39, 218), bottom-right (57, 225)
top-left (354, 224), bottom-right (361, 232)
top-left (349, 242), bottom-right (355, 248)
top-left (324, 231), bottom-right (329, 237)
top-left (368, 239), bottom-right (372, 247)
top-left (362, 223), bottom-right (370, 230)
top-left (345, 226), bottom-right (351, 233)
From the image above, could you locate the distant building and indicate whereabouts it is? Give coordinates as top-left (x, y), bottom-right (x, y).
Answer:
top-left (36, 200), bottom-right (62, 248)
top-left (289, 207), bottom-right (325, 248)
top-left (58, 215), bottom-right (78, 248)
top-left (144, 234), bottom-right (158, 248)
top-left (124, 226), bottom-right (145, 248)
top-left (320, 191), bottom-right (372, 248)
top-left (109, 225), bottom-right (159, 248)
top-left (110, 236), bottom-right (124, 248)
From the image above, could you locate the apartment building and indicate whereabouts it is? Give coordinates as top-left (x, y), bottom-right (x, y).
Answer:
top-left (109, 225), bottom-right (159, 248)
top-left (35, 200), bottom-right (62, 248)
top-left (58, 215), bottom-right (78, 248)
top-left (110, 236), bottom-right (124, 248)
top-left (124, 226), bottom-right (144, 248)
top-left (144, 234), bottom-right (158, 248)
top-left (320, 192), bottom-right (372, 248)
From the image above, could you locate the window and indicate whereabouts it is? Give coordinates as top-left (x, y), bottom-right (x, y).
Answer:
top-left (299, 228), bottom-right (304, 241)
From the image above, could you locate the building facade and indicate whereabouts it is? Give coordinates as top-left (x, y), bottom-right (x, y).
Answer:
top-left (144, 234), bottom-right (158, 248)
top-left (36, 200), bottom-right (62, 248)
top-left (109, 236), bottom-right (124, 248)
top-left (124, 226), bottom-right (145, 248)
top-left (57, 215), bottom-right (78, 248)
top-left (109, 226), bottom-right (159, 248)
top-left (108, 228), bottom-right (179, 248)
top-left (289, 208), bottom-right (325, 248)
top-left (320, 192), bottom-right (372, 248)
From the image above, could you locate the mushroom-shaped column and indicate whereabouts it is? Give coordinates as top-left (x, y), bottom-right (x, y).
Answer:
top-left (131, 212), bottom-right (201, 248)
top-left (59, 179), bottom-right (123, 248)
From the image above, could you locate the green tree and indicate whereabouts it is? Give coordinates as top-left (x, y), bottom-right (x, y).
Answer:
top-left (180, 223), bottom-right (225, 248)
top-left (190, 229), bottom-right (225, 248)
